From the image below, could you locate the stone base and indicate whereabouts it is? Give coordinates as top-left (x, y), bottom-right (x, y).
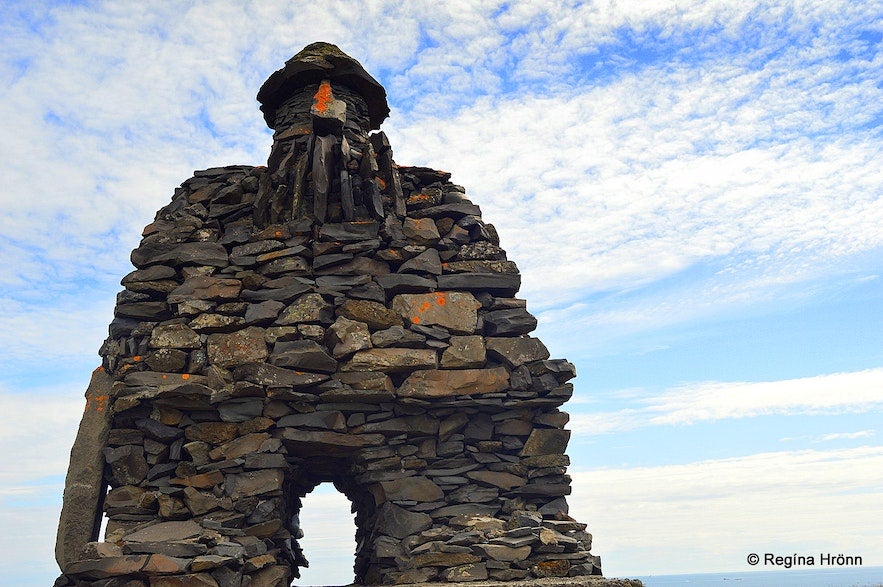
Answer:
top-left (297, 579), bottom-right (644, 587)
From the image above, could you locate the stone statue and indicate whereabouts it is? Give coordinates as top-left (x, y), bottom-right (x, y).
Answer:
top-left (55, 42), bottom-right (605, 587)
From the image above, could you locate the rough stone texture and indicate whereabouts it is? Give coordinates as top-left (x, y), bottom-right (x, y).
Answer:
top-left (55, 368), bottom-right (114, 569)
top-left (56, 42), bottom-right (607, 587)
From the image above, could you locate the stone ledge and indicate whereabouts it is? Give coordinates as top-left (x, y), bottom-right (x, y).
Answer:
top-left (300, 579), bottom-right (644, 587)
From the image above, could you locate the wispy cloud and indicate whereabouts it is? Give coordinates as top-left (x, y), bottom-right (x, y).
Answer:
top-left (570, 369), bottom-right (883, 434)
top-left (571, 446), bottom-right (883, 574)
top-left (781, 430), bottom-right (877, 443)
top-left (0, 386), bottom-right (84, 487)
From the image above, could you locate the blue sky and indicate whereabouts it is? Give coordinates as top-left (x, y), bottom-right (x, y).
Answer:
top-left (1, 1), bottom-right (881, 585)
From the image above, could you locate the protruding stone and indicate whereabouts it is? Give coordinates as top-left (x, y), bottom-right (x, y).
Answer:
top-left (482, 308), bottom-right (538, 336)
top-left (337, 299), bottom-right (402, 330)
top-left (485, 336), bottom-right (550, 367)
top-left (521, 429), bottom-right (572, 456)
top-left (398, 367), bottom-right (509, 398)
top-left (270, 339), bottom-right (338, 373)
top-left (168, 276), bottom-right (241, 303)
top-left (376, 502), bottom-right (432, 539)
top-left (206, 327), bottom-right (268, 368)
top-left (440, 335), bottom-right (486, 368)
top-left (56, 368), bottom-right (114, 569)
top-left (149, 324), bottom-right (201, 349)
top-left (342, 348), bottom-right (438, 373)
top-left (376, 476), bottom-right (444, 503)
top-left (392, 291), bottom-right (481, 334)
top-left (276, 293), bottom-right (332, 325)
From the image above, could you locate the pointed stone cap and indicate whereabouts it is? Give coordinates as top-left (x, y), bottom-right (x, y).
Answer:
top-left (257, 42), bottom-right (390, 130)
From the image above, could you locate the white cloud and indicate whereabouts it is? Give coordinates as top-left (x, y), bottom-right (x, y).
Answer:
top-left (388, 51), bottom-right (883, 315)
top-left (570, 446), bottom-right (883, 575)
top-left (570, 369), bottom-right (883, 434)
top-left (0, 384), bottom-right (89, 583)
top-left (0, 385), bottom-right (85, 487)
top-left (780, 430), bottom-right (878, 443)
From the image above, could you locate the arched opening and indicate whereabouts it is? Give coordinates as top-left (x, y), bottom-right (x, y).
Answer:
top-left (292, 482), bottom-right (358, 587)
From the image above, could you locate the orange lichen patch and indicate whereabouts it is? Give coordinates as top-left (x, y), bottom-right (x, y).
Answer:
top-left (132, 355), bottom-right (141, 362)
top-left (85, 392), bottom-right (109, 414)
top-left (93, 366), bottom-right (105, 374)
top-left (375, 176), bottom-right (387, 190)
top-left (312, 80), bottom-right (334, 114)
top-left (410, 292), bottom-right (450, 323)
top-left (181, 374), bottom-right (190, 380)
top-left (274, 230), bottom-right (283, 237)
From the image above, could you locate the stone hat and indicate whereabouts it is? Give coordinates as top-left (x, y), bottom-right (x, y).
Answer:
top-left (257, 41), bottom-right (390, 130)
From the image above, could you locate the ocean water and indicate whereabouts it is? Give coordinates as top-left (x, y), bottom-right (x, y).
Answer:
top-left (636, 566), bottom-right (883, 587)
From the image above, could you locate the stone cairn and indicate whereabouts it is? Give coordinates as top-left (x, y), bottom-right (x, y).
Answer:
top-left (55, 43), bottom-right (603, 587)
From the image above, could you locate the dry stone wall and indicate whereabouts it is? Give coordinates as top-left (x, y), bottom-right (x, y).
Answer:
top-left (55, 43), bottom-right (602, 587)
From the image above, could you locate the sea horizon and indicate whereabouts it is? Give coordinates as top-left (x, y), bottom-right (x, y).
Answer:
top-left (635, 565), bottom-right (883, 587)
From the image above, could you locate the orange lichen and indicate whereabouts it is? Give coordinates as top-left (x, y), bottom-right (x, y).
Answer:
top-left (85, 392), bottom-right (109, 414)
top-left (181, 374), bottom-right (190, 380)
top-left (375, 176), bottom-right (387, 190)
top-left (132, 355), bottom-right (141, 362)
top-left (411, 293), bottom-right (449, 323)
top-left (312, 81), bottom-right (334, 114)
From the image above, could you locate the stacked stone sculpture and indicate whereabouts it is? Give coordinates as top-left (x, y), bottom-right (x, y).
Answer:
top-left (55, 42), bottom-right (603, 587)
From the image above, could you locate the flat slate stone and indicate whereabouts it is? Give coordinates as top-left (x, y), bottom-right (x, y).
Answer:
top-left (131, 241), bottom-right (229, 268)
top-left (281, 428), bottom-right (385, 457)
top-left (269, 339), bottom-right (338, 373)
top-left (521, 429), bottom-right (571, 456)
top-left (376, 502), bottom-right (433, 539)
top-left (55, 369), bottom-right (114, 569)
top-left (149, 324), bottom-right (201, 349)
top-left (342, 348), bottom-right (438, 373)
top-left (485, 336), bottom-right (550, 367)
top-left (398, 367), bottom-right (509, 399)
top-left (233, 362), bottom-right (329, 387)
top-left (337, 299), bottom-right (402, 330)
top-left (225, 469), bottom-right (284, 499)
top-left (392, 291), bottom-right (481, 334)
top-left (377, 476), bottom-right (444, 503)
top-left (206, 327), bottom-right (268, 368)
top-left (436, 272), bottom-right (520, 296)
top-left (318, 221), bottom-right (379, 242)
top-left (482, 308), bottom-right (538, 336)
top-left (376, 274), bottom-right (437, 294)
top-left (124, 520), bottom-right (202, 544)
top-left (440, 335), bottom-right (486, 368)
top-left (240, 282), bottom-right (312, 302)
top-left (410, 202), bottom-right (481, 218)
top-left (168, 276), bottom-right (241, 303)
top-left (276, 293), bottom-right (332, 324)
